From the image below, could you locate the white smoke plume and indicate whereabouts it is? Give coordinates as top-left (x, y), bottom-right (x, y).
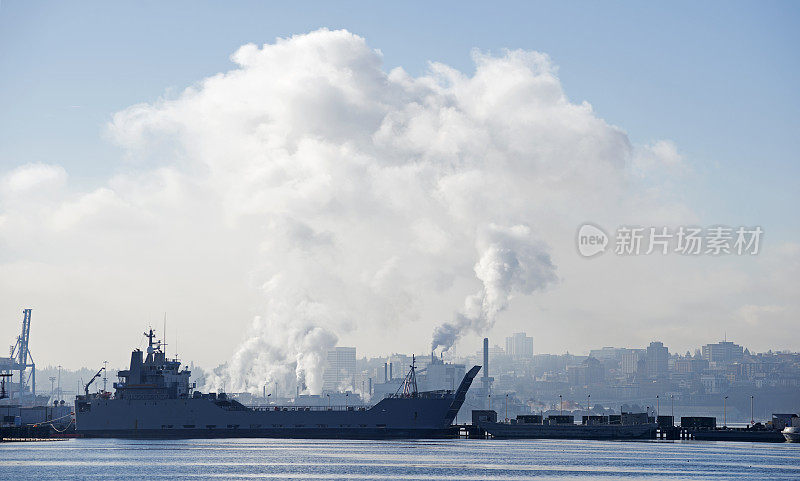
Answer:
top-left (204, 300), bottom-right (339, 395)
top-left (107, 29), bottom-right (612, 395)
top-left (431, 224), bottom-right (557, 352)
top-left (2, 28), bottom-right (696, 391)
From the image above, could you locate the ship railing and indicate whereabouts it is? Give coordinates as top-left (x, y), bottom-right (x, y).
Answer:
top-left (249, 405), bottom-right (371, 412)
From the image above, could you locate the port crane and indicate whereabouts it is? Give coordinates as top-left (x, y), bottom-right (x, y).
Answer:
top-left (2, 309), bottom-right (35, 403)
top-left (84, 367), bottom-right (106, 396)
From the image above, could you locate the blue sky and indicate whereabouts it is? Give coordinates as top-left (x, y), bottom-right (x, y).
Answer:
top-left (1, 1), bottom-right (798, 237)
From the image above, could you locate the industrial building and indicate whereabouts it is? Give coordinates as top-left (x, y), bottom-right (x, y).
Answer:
top-left (321, 347), bottom-right (357, 392)
top-left (505, 332), bottom-right (533, 360)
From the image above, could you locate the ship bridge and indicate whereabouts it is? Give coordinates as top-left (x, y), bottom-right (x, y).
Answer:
top-left (113, 329), bottom-right (193, 401)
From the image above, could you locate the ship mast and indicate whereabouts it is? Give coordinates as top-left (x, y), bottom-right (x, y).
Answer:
top-left (145, 328), bottom-right (156, 352)
top-left (395, 354), bottom-right (418, 397)
top-left (144, 328), bottom-right (163, 362)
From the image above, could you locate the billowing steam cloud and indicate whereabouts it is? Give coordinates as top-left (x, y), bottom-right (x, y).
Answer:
top-left (0, 29), bottom-right (655, 394)
top-left (432, 224), bottom-right (557, 352)
top-left (108, 29), bottom-right (610, 395)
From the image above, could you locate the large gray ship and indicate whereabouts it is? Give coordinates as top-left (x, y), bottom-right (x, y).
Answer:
top-left (75, 330), bottom-right (480, 439)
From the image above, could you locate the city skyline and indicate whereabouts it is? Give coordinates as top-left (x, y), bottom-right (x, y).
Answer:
top-left (16, 328), bottom-right (798, 425)
top-left (31, 331), bottom-right (797, 381)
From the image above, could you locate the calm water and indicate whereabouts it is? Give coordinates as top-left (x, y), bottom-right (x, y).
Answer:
top-left (1, 438), bottom-right (799, 480)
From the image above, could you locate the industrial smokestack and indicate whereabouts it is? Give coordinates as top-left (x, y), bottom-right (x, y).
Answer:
top-left (483, 337), bottom-right (489, 379)
top-left (389, 362), bottom-right (393, 380)
top-left (482, 337), bottom-right (491, 409)
top-left (384, 362), bottom-right (388, 382)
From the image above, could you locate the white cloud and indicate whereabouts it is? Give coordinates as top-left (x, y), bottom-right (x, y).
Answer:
top-left (738, 304), bottom-right (787, 326)
top-left (1, 163), bottom-right (66, 196)
top-left (1, 29), bottom-right (796, 394)
top-left (631, 140), bottom-right (686, 177)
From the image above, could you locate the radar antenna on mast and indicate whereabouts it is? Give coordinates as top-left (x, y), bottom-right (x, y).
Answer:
top-left (144, 328), bottom-right (164, 353)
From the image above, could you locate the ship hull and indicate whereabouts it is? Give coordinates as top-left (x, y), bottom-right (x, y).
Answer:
top-left (690, 429), bottom-right (785, 442)
top-left (76, 397), bottom-right (455, 439)
top-left (75, 426), bottom-right (453, 439)
top-left (478, 422), bottom-right (657, 440)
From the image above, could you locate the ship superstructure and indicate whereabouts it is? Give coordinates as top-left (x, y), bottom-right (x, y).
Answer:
top-left (113, 329), bottom-right (193, 401)
top-left (75, 330), bottom-right (480, 438)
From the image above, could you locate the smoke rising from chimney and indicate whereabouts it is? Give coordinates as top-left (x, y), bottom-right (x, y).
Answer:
top-left (431, 224), bottom-right (557, 352)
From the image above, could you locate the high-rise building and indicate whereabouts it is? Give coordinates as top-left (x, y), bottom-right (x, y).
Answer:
top-left (322, 347), bottom-right (356, 392)
top-left (701, 341), bottom-right (744, 364)
top-left (645, 341), bottom-right (669, 378)
top-left (505, 332), bottom-right (533, 360)
top-left (620, 349), bottom-right (645, 375)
